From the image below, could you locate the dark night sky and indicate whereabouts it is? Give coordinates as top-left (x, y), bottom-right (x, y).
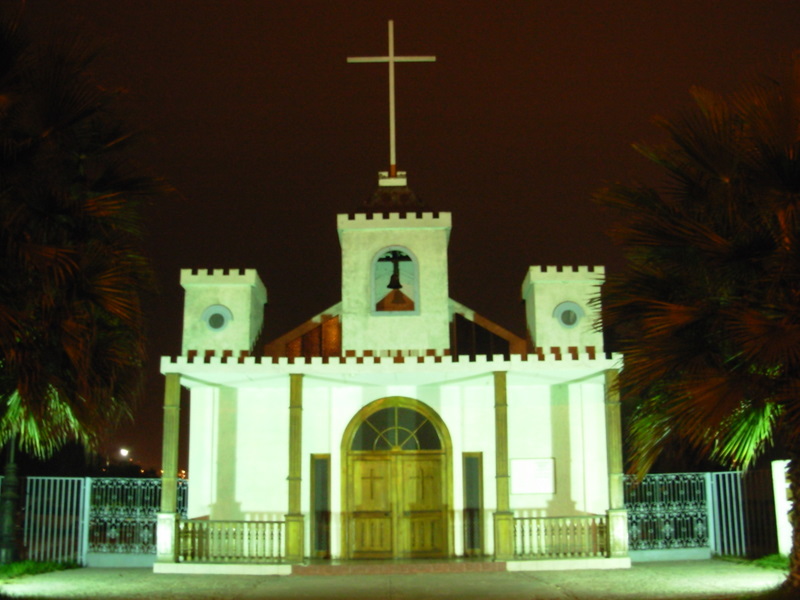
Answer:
top-left (20, 1), bottom-right (800, 471)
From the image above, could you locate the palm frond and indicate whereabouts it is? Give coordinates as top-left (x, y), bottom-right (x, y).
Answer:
top-left (598, 54), bottom-right (800, 478)
top-left (0, 11), bottom-right (170, 457)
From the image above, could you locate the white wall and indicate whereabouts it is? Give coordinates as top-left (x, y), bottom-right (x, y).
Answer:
top-left (506, 379), bottom-right (609, 517)
top-left (187, 383), bottom-right (290, 520)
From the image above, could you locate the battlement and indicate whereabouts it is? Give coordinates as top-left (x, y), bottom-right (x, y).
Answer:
top-left (522, 265), bottom-right (604, 291)
top-left (528, 265), bottom-right (604, 278)
top-left (337, 211), bottom-right (452, 231)
top-left (163, 346), bottom-right (618, 370)
top-left (180, 268), bottom-right (264, 288)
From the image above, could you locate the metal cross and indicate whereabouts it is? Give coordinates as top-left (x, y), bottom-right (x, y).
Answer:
top-left (347, 20), bottom-right (436, 178)
top-left (378, 250), bottom-right (411, 289)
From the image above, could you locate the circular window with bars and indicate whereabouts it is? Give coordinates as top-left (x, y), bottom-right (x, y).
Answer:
top-left (351, 406), bottom-right (441, 451)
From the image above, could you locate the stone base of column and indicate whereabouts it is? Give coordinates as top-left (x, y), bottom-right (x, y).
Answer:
top-left (285, 513), bottom-right (305, 563)
top-left (607, 508), bottom-right (629, 558)
top-left (156, 513), bottom-right (179, 563)
top-left (493, 511), bottom-right (514, 560)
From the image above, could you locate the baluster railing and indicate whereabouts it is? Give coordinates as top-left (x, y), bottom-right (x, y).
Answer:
top-left (513, 515), bottom-right (608, 559)
top-left (178, 520), bottom-right (284, 563)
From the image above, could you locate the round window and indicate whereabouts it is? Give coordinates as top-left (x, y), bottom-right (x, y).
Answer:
top-left (553, 301), bottom-right (584, 329)
top-left (201, 305), bottom-right (233, 332)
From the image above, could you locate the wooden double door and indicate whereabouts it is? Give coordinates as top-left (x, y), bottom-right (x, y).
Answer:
top-left (349, 452), bottom-right (447, 558)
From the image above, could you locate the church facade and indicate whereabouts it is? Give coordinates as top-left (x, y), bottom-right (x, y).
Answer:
top-left (154, 174), bottom-right (629, 574)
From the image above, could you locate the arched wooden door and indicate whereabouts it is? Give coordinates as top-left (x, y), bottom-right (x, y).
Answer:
top-left (342, 398), bottom-right (452, 559)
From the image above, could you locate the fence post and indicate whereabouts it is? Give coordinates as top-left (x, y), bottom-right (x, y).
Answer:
top-left (705, 472), bottom-right (717, 555)
top-left (80, 478), bottom-right (91, 566)
top-left (772, 460), bottom-right (792, 556)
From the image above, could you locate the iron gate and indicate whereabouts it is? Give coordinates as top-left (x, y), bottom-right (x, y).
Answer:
top-left (624, 471), bottom-right (776, 558)
top-left (8, 477), bottom-right (187, 565)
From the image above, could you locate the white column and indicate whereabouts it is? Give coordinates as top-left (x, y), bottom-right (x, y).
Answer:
top-left (605, 369), bottom-right (628, 557)
top-left (156, 373), bottom-right (181, 563)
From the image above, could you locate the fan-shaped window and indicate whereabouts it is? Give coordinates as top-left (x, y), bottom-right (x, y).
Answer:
top-left (351, 406), bottom-right (441, 451)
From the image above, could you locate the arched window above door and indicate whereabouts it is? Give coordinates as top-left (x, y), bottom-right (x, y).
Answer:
top-left (351, 406), bottom-right (441, 451)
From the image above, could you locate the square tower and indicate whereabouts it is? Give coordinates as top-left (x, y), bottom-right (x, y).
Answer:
top-left (337, 212), bottom-right (451, 353)
top-left (180, 269), bottom-right (267, 355)
top-left (521, 266), bottom-right (605, 351)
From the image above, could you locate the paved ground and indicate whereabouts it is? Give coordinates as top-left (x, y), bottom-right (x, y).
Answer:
top-left (0, 560), bottom-right (787, 600)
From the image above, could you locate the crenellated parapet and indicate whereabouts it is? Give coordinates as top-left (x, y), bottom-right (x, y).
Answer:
top-left (165, 346), bottom-right (617, 368)
top-left (181, 268), bottom-right (264, 285)
top-left (337, 211), bottom-right (451, 232)
top-left (523, 265), bottom-right (605, 282)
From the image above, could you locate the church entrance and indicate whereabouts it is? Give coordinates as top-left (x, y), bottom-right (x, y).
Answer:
top-left (342, 398), bottom-right (451, 559)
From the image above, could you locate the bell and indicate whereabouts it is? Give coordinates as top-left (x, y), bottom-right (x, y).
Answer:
top-left (388, 272), bottom-right (402, 290)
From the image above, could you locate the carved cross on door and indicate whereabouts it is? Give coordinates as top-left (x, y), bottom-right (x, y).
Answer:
top-left (410, 466), bottom-right (435, 502)
top-left (362, 467), bottom-right (384, 500)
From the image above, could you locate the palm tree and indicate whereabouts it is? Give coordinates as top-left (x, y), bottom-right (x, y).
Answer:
top-left (0, 9), bottom-right (169, 560)
top-left (596, 56), bottom-right (800, 592)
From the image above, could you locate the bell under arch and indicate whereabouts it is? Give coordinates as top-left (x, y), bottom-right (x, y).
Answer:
top-left (341, 397), bottom-right (453, 559)
top-left (371, 246), bottom-right (419, 313)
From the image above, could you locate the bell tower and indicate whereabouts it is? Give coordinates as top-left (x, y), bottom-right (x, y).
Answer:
top-left (340, 22), bottom-right (448, 353)
top-left (338, 207), bottom-right (451, 353)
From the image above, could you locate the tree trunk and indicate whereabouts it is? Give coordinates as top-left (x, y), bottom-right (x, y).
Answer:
top-left (0, 438), bottom-right (18, 564)
top-left (783, 451), bottom-right (800, 591)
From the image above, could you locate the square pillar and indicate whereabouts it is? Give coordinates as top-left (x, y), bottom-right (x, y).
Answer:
top-left (157, 372), bottom-right (182, 564)
top-left (493, 371), bottom-right (514, 560)
top-left (156, 513), bottom-right (179, 563)
top-left (605, 369), bottom-right (629, 558)
top-left (285, 373), bottom-right (305, 562)
top-left (607, 508), bottom-right (629, 558)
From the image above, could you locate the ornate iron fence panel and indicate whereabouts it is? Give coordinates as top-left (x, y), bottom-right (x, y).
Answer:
top-left (624, 473), bottom-right (709, 551)
top-left (88, 478), bottom-right (188, 554)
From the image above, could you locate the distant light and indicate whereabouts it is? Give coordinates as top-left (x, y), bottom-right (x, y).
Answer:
top-left (120, 448), bottom-right (130, 458)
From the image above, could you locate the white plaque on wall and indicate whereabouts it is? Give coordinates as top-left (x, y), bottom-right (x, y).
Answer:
top-left (511, 458), bottom-right (555, 494)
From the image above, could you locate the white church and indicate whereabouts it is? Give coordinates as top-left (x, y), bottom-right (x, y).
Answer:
top-left (154, 22), bottom-right (629, 575)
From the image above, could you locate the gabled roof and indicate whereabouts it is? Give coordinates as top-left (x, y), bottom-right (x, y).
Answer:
top-left (262, 299), bottom-right (527, 359)
top-left (262, 303), bottom-right (342, 358)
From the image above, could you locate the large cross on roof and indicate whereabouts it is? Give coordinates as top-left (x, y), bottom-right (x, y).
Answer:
top-left (348, 20), bottom-right (436, 183)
